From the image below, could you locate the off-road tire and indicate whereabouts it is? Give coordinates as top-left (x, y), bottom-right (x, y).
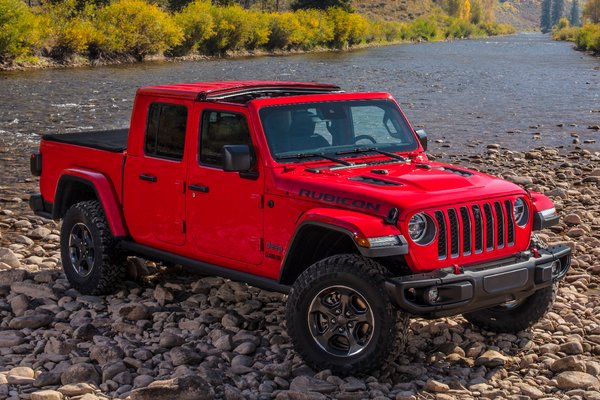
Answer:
top-left (60, 200), bottom-right (125, 295)
top-left (286, 254), bottom-right (408, 375)
top-left (463, 283), bottom-right (558, 333)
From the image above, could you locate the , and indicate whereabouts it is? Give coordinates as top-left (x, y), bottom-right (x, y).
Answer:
top-left (29, 81), bottom-right (571, 375)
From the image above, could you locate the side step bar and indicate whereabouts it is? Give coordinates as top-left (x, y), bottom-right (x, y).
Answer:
top-left (120, 241), bottom-right (291, 294)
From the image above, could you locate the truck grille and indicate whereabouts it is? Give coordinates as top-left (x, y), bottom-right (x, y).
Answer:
top-left (436, 200), bottom-right (516, 260)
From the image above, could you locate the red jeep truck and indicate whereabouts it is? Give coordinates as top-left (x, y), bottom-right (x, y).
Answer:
top-left (30, 81), bottom-right (570, 374)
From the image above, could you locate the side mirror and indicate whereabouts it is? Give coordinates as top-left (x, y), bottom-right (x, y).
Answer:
top-left (415, 129), bottom-right (427, 151)
top-left (222, 145), bottom-right (253, 172)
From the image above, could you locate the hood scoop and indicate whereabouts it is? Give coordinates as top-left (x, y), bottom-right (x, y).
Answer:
top-left (441, 167), bottom-right (473, 177)
top-left (348, 176), bottom-right (402, 187)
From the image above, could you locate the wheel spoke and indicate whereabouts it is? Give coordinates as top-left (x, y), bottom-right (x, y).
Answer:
top-left (74, 255), bottom-right (84, 272)
top-left (339, 291), bottom-right (352, 316)
top-left (314, 326), bottom-right (336, 348)
top-left (353, 311), bottom-right (371, 324)
top-left (345, 330), bottom-right (364, 355)
top-left (83, 230), bottom-right (93, 248)
top-left (70, 233), bottom-right (82, 247)
top-left (311, 299), bottom-right (336, 317)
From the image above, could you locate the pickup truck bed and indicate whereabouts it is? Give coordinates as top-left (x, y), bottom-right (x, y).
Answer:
top-left (43, 129), bottom-right (129, 152)
top-left (35, 130), bottom-right (127, 224)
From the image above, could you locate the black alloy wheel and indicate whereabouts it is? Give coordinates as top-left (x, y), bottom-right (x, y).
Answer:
top-left (68, 222), bottom-right (96, 277)
top-left (308, 285), bottom-right (375, 357)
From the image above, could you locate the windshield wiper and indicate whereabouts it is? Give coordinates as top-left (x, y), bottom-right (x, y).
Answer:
top-left (336, 147), bottom-right (409, 161)
top-left (276, 152), bottom-right (353, 166)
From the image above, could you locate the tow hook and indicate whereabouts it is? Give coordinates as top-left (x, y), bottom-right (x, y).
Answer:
top-left (452, 264), bottom-right (462, 275)
top-left (530, 233), bottom-right (546, 258)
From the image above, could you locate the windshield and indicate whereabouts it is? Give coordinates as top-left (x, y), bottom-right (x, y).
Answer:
top-left (259, 100), bottom-right (418, 162)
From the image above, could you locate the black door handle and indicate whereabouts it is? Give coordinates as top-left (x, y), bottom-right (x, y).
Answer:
top-left (139, 174), bottom-right (157, 183)
top-left (188, 184), bottom-right (209, 193)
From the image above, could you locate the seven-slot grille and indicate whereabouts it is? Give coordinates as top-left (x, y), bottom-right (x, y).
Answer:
top-left (435, 200), bottom-right (516, 260)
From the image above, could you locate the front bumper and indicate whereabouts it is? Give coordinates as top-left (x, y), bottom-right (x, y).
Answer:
top-left (385, 244), bottom-right (571, 318)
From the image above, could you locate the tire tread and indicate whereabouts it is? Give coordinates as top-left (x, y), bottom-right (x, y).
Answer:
top-left (61, 200), bottom-right (125, 295)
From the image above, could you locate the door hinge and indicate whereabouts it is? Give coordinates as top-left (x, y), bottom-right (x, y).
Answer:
top-left (250, 237), bottom-right (263, 251)
top-left (251, 194), bottom-right (264, 209)
top-left (182, 220), bottom-right (186, 233)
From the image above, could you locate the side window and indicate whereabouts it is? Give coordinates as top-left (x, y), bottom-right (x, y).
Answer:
top-left (145, 103), bottom-right (188, 161)
top-left (200, 110), bottom-right (252, 167)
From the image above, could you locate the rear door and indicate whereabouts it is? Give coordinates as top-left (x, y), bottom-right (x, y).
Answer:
top-left (186, 105), bottom-right (264, 265)
top-left (124, 99), bottom-right (190, 247)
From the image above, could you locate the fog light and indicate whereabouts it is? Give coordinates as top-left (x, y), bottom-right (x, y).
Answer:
top-left (424, 287), bottom-right (439, 304)
top-left (552, 260), bottom-right (561, 275)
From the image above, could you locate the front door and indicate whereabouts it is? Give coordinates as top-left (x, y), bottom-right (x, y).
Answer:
top-left (186, 107), bottom-right (264, 265)
top-left (124, 101), bottom-right (189, 247)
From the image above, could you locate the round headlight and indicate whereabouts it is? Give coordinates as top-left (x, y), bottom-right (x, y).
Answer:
top-left (513, 197), bottom-right (529, 227)
top-left (408, 213), bottom-right (436, 245)
top-left (408, 214), bottom-right (427, 241)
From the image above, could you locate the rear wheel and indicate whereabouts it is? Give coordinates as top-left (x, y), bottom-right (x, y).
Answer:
top-left (60, 200), bottom-right (125, 295)
top-left (286, 254), bottom-right (408, 375)
top-left (463, 283), bottom-right (558, 333)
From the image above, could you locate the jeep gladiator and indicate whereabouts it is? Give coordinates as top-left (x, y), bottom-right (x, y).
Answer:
top-left (30, 81), bottom-right (571, 374)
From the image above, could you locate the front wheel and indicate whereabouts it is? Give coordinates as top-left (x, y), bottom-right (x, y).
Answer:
top-left (60, 200), bottom-right (125, 295)
top-left (286, 254), bottom-right (407, 375)
top-left (463, 283), bottom-right (558, 333)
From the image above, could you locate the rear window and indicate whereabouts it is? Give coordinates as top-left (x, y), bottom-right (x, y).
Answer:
top-left (145, 103), bottom-right (188, 161)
